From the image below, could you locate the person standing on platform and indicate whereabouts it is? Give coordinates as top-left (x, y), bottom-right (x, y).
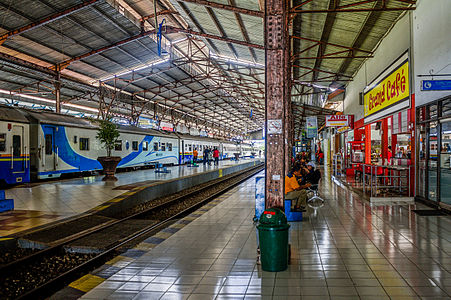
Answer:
top-left (285, 165), bottom-right (311, 211)
top-left (203, 147), bottom-right (209, 165)
top-left (193, 148), bottom-right (198, 164)
top-left (386, 146), bottom-right (393, 165)
top-left (318, 150), bottom-right (324, 165)
top-left (213, 147), bottom-right (220, 166)
top-left (207, 147), bottom-right (213, 165)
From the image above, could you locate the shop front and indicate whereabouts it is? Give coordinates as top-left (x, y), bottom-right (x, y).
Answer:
top-left (417, 96), bottom-right (451, 210)
top-left (333, 52), bottom-right (415, 199)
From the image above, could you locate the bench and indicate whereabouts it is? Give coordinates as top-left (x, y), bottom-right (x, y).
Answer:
top-left (0, 190), bottom-right (14, 213)
top-left (154, 162), bottom-right (171, 173)
top-left (284, 199), bottom-right (303, 221)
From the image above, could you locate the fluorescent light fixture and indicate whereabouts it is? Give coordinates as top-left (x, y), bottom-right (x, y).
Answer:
top-left (210, 53), bottom-right (264, 68)
top-left (0, 88), bottom-right (99, 113)
top-left (171, 37), bottom-right (188, 45)
top-left (64, 103), bottom-right (99, 113)
top-left (100, 56), bottom-right (171, 81)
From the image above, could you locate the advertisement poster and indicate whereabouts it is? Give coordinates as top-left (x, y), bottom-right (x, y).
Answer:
top-left (306, 116), bottom-right (317, 138)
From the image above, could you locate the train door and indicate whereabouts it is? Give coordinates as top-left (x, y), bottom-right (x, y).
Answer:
top-left (43, 126), bottom-right (57, 172)
top-left (12, 125), bottom-right (25, 173)
top-left (181, 140), bottom-right (185, 164)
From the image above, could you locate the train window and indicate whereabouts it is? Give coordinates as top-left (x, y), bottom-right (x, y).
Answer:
top-left (143, 142), bottom-right (148, 151)
top-left (161, 143), bottom-right (166, 151)
top-left (45, 134), bottom-right (52, 155)
top-left (154, 142), bottom-right (158, 151)
top-left (0, 133), bottom-right (5, 151)
top-left (13, 135), bottom-right (21, 157)
top-left (115, 140), bottom-right (122, 151)
top-left (132, 141), bottom-right (138, 151)
top-left (167, 143), bottom-right (172, 151)
top-left (188, 144), bottom-right (192, 151)
top-left (73, 136), bottom-right (77, 144)
top-left (79, 138), bottom-right (89, 151)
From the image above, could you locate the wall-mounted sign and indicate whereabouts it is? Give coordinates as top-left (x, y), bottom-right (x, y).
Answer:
top-left (421, 80), bottom-right (451, 91)
top-left (364, 52), bottom-right (410, 123)
top-left (267, 119), bottom-right (282, 134)
top-left (159, 121), bottom-right (174, 132)
top-left (306, 116), bottom-right (317, 138)
top-left (325, 115), bottom-right (353, 127)
top-left (138, 117), bottom-right (158, 129)
top-left (336, 126), bottom-right (351, 133)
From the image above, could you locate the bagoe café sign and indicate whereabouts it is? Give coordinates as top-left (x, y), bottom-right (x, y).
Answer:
top-left (364, 52), bottom-right (410, 122)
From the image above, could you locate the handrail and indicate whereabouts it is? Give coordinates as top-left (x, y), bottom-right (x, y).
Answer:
top-left (56, 146), bottom-right (59, 167)
top-left (24, 146), bottom-right (27, 169)
top-left (361, 163), bottom-right (412, 197)
top-left (10, 147), bottom-right (13, 169)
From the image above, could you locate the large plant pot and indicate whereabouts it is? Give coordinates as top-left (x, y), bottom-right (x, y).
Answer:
top-left (97, 156), bottom-right (121, 181)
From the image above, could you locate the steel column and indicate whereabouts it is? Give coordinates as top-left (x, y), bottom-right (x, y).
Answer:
top-left (265, 0), bottom-right (289, 209)
top-left (55, 71), bottom-right (61, 113)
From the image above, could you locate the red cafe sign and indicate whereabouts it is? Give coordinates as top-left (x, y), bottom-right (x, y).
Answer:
top-left (325, 115), bottom-right (353, 127)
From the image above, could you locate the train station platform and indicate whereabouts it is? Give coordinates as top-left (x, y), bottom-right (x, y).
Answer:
top-left (56, 167), bottom-right (451, 300)
top-left (0, 158), bottom-right (261, 237)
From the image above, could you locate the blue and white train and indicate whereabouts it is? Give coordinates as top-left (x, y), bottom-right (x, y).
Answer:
top-left (0, 105), bottom-right (254, 185)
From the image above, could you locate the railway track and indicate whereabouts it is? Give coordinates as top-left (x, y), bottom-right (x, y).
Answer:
top-left (0, 164), bottom-right (264, 299)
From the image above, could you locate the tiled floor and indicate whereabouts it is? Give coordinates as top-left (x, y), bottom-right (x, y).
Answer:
top-left (0, 210), bottom-right (73, 236)
top-left (0, 159), bottom-right (259, 237)
top-left (59, 166), bottom-right (451, 299)
top-left (7, 159), bottom-right (255, 214)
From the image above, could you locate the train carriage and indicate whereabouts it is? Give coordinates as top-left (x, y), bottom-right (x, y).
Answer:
top-left (240, 142), bottom-right (255, 158)
top-left (25, 110), bottom-right (180, 180)
top-left (0, 105), bottom-right (30, 184)
top-left (178, 134), bottom-right (221, 164)
top-left (0, 105), bottom-right (255, 185)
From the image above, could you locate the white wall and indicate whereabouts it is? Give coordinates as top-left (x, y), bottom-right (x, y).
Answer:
top-left (343, 13), bottom-right (412, 120)
top-left (413, 0), bottom-right (451, 107)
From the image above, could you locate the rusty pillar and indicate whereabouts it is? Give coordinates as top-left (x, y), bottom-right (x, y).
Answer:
top-left (265, 0), bottom-right (289, 209)
top-left (55, 71), bottom-right (61, 113)
top-left (285, 39), bottom-right (293, 172)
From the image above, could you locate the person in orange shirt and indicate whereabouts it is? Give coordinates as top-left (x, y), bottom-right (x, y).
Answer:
top-left (193, 148), bottom-right (198, 163)
top-left (285, 164), bottom-right (311, 211)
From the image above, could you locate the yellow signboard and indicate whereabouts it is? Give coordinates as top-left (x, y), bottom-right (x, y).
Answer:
top-left (364, 59), bottom-right (409, 118)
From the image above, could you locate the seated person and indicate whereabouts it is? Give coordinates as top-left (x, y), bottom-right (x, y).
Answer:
top-left (304, 162), bottom-right (321, 187)
top-left (285, 165), bottom-right (311, 211)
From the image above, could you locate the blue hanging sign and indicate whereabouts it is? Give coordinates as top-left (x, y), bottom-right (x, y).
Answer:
top-left (421, 80), bottom-right (451, 91)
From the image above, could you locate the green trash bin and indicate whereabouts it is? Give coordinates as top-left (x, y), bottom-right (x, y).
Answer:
top-left (257, 208), bottom-right (290, 272)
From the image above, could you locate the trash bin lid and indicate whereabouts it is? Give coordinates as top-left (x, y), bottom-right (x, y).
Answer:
top-left (259, 208), bottom-right (287, 226)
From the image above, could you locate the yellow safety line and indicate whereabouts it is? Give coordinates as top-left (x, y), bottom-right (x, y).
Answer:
top-left (69, 274), bottom-right (105, 293)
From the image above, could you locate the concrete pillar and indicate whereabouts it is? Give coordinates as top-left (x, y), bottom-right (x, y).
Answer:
top-left (265, 0), bottom-right (289, 209)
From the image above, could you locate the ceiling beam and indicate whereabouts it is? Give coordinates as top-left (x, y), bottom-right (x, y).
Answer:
top-left (177, 0), bottom-right (263, 18)
top-left (205, 6), bottom-right (238, 58)
top-left (337, 0), bottom-right (384, 75)
top-left (141, 9), bottom-right (179, 22)
top-left (0, 0), bottom-right (101, 45)
top-left (166, 26), bottom-right (264, 50)
top-left (229, 0), bottom-right (258, 62)
top-left (291, 7), bottom-right (416, 14)
top-left (52, 29), bottom-right (158, 71)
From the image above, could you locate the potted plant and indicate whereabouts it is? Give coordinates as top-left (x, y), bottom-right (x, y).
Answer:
top-left (96, 119), bottom-right (121, 181)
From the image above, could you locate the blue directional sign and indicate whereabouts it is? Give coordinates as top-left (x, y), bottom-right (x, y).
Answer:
top-left (421, 80), bottom-right (451, 91)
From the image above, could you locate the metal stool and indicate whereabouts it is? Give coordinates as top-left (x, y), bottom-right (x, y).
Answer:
top-left (307, 178), bottom-right (324, 205)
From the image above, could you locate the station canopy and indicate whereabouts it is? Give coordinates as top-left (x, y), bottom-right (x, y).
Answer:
top-left (0, 0), bottom-right (416, 138)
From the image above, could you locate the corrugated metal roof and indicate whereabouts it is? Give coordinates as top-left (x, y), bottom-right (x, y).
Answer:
top-left (0, 0), bottom-right (416, 137)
